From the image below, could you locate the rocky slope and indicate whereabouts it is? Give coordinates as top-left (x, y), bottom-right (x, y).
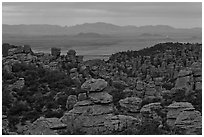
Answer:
top-left (2, 42), bottom-right (202, 135)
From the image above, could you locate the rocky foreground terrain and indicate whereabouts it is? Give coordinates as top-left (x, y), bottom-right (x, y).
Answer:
top-left (2, 42), bottom-right (202, 135)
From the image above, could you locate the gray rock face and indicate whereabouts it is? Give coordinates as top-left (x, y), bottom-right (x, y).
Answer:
top-left (119, 97), bottom-right (142, 112)
top-left (166, 102), bottom-right (194, 128)
top-left (177, 69), bottom-right (192, 77)
top-left (112, 80), bottom-right (128, 89)
top-left (175, 110), bottom-right (202, 135)
top-left (81, 78), bottom-right (108, 92)
top-left (89, 92), bottom-right (113, 104)
top-left (66, 95), bottom-right (78, 110)
top-left (61, 111), bottom-right (140, 134)
top-left (140, 102), bottom-right (162, 115)
top-left (78, 93), bottom-right (87, 101)
top-left (17, 117), bottom-right (66, 135)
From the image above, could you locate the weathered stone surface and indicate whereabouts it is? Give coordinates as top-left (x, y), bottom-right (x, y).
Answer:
top-left (17, 117), bottom-right (66, 135)
top-left (175, 110), bottom-right (202, 135)
top-left (61, 113), bottom-right (140, 135)
top-left (78, 93), bottom-right (87, 101)
top-left (73, 100), bottom-right (94, 107)
top-left (112, 80), bottom-right (128, 89)
top-left (88, 92), bottom-right (113, 104)
top-left (140, 102), bottom-right (162, 115)
top-left (195, 82), bottom-right (202, 91)
top-left (81, 78), bottom-right (108, 92)
top-left (167, 102), bottom-right (195, 128)
top-left (66, 95), bottom-right (77, 110)
top-left (177, 69), bottom-right (192, 77)
top-left (69, 104), bottom-right (114, 116)
top-left (119, 97), bottom-right (142, 112)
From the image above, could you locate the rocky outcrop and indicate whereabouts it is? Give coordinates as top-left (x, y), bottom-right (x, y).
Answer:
top-left (17, 117), bottom-right (66, 135)
top-left (66, 95), bottom-right (77, 110)
top-left (175, 109), bottom-right (202, 135)
top-left (175, 69), bottom-right (193, 95)
top-left (60, 78), bottom-right (141, 134)
top-left (89, 92), bottom-right (113, 104)
top-left (166, 102), bottom-right (194, 128)
top-left (119, 97), bottom-right (142, 112)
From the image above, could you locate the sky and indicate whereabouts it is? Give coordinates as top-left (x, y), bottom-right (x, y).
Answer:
top-left (2, 2), bottom-right (202, 28)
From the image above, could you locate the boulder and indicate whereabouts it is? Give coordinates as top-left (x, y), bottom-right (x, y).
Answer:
top-left (61, 112), bottom-right (140, 134)
top-left (140, 102), bottom-right (163, 125)
top-left (175, 110), bottom-right (202, 135)
top-left (66, 95), bottom-right (77, 110)
top-left (166, 102), bottom-right (195, 128)
top-left (177, 69), bottom-right (192, 77)
top-left (119, 97), bottom-right (142, 112)
top-left (175, 75), bottom-right (192, 95)
top-left (19, 117), bottom-right (66, 135)
top-left (78, 93), bottom-right (87, 101)
top-left (112, 80), bottom-right (128, 89)
top-left (88, 92), bottom-right (113, 104)
top-left (81, 78), bottom-right (108, 92)
top-left (140, 102), bottom-right (162, 115)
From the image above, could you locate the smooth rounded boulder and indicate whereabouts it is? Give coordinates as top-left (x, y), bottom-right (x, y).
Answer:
top-left (81, 78), bottom-right (108, 92)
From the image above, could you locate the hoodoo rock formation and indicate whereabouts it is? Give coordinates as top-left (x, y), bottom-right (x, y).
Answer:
top-left (2, 42), bottom-right (202, 135)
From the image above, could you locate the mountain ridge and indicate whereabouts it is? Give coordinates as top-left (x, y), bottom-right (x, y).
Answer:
top-left (3, 22), bottom-right (202, 36)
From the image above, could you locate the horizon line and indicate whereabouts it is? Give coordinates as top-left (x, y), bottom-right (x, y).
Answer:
top-left (2, 22), bottom-right (202, 29)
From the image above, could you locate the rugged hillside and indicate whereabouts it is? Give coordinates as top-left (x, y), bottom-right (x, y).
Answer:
top-left (2, 42), bottom-right (202, 135)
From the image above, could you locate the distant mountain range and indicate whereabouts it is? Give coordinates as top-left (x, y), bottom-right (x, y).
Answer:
top-left (2, 22), bottom-right (202, 37)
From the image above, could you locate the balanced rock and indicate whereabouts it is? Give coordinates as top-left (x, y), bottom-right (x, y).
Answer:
top-left (81, 78), bottom-right (108, 92)
top-left (119, 97), bottom-right (142, 112)
top-left (88, 92), bottom-right (113, 104)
